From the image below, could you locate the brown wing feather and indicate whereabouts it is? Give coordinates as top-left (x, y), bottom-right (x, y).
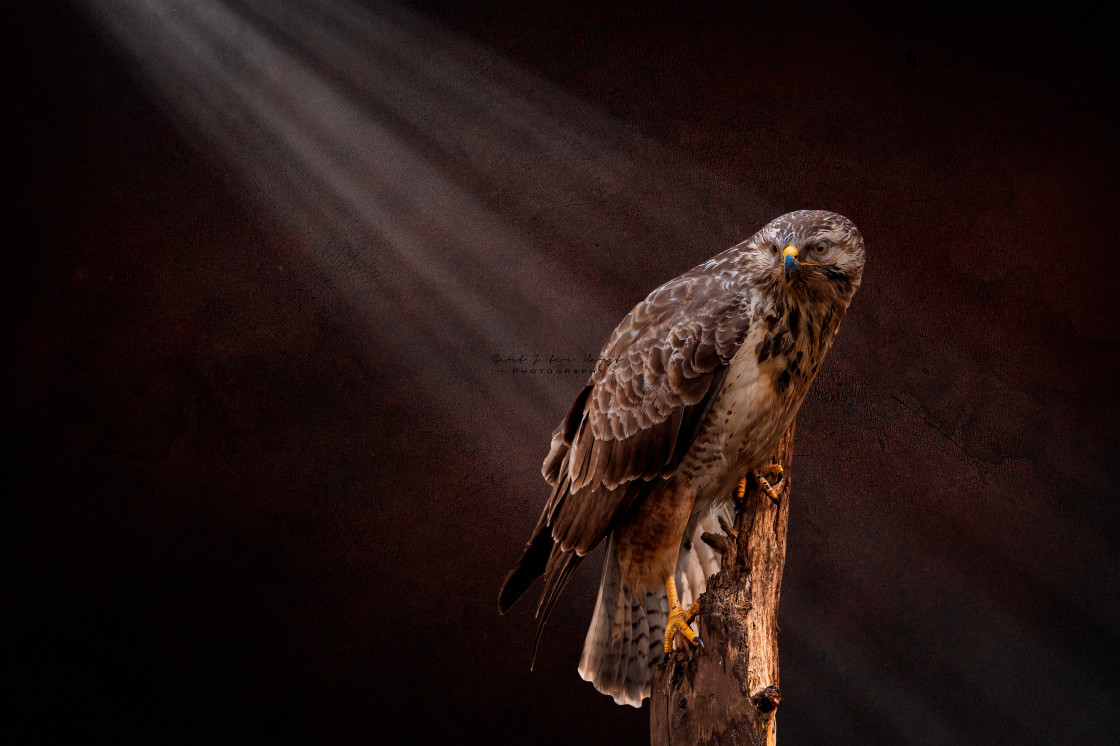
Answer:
top-left (499, 272), bottom-right (757, 643)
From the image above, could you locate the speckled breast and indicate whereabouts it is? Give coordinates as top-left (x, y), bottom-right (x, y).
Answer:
top-left (677, 310), bottom-right (834, 517)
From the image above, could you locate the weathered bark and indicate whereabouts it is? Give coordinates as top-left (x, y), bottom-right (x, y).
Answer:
top-left (651, 422), bottom-right (794, 746)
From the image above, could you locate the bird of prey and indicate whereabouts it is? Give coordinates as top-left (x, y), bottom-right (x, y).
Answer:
top-left (499, 210), bottom-right (865, 707)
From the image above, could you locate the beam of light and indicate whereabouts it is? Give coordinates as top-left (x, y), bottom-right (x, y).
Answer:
top-left (76, 0), bottom-right (772, 483)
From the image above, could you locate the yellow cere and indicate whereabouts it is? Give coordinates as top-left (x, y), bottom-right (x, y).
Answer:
top-left (784, 244), bottom-right (819, 266)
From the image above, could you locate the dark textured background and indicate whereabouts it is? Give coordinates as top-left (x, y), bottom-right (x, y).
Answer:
top-left (7, 1), bottom-right (1119, 743)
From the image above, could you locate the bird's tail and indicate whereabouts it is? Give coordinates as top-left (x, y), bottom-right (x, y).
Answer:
top-left (577, 535), bottom-right (668, 707)
top-left (576, 501), bottom-right (735, 707)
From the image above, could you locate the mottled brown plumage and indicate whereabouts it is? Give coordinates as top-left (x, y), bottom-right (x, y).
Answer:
top-left (500, 210), bottom-right (865, 706)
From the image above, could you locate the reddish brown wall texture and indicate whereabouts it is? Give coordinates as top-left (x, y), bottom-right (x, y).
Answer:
top-left (7, 1), bottom-right (1118, 743)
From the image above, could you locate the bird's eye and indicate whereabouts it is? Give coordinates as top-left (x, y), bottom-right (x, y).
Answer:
top-left (770, 245), bottom-right (778, 255)
top-left (813, 244), bottom-right (826, 253)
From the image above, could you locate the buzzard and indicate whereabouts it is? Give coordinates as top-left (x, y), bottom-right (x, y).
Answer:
top-left (499, 210), bottom-right (865, 706)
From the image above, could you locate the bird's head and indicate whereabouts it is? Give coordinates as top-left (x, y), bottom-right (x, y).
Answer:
top-left (757, 210), bottom-right (865, 301)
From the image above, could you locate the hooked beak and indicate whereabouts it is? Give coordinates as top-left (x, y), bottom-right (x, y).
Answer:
top-left (783, 245), bottom-right (801, 281)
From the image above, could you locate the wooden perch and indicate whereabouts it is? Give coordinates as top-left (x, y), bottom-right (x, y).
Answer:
top-left (651, 422), bottom-right (795, 746)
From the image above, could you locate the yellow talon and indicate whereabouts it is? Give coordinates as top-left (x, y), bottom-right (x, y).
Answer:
top-left (754, 464), bottom-right (784, 506)
top-left (663, 575), bottom-right (702, 653)
top-left (758, 463), bottom-right (783, 482)
top-left (737, 465), bottom-right (783, 503)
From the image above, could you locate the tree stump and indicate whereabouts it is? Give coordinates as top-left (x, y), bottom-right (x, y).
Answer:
top-left (650, 422), bottom-right (795, 746)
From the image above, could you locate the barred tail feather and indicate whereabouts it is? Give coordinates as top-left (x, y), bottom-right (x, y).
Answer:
top-left (578, 535), bottom-right (667, 707)
top-left (577, 502), bottom-right (734, 707)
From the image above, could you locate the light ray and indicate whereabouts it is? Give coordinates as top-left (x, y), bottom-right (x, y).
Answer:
top-left (76, 0), bottom-right (773, 486)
